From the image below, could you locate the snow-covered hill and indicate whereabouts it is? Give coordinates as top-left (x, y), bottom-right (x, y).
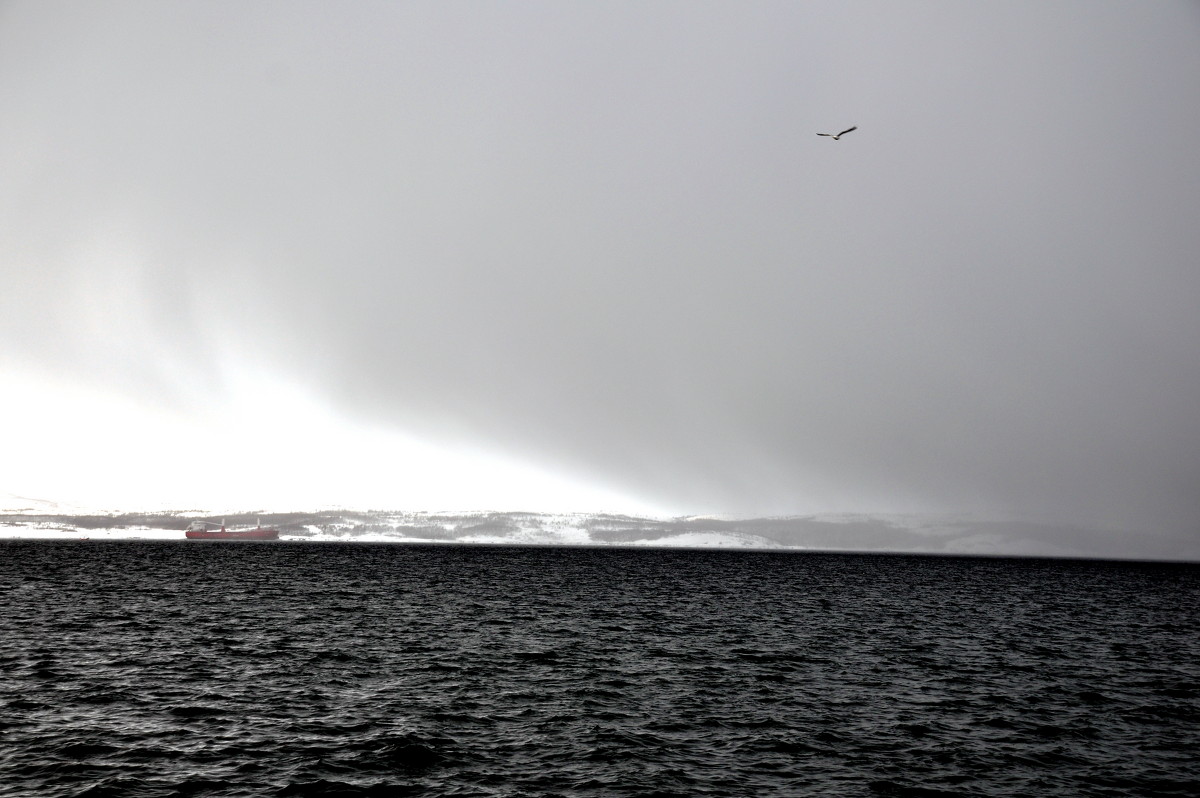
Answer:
top-left (1, 506), bottom-right (1191, 560)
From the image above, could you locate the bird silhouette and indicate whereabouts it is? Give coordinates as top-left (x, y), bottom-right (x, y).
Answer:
top-left (817, 126), bottom-right (857, 140)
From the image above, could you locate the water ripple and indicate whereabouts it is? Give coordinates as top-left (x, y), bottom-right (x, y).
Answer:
top-left (2, 542), bottom-right (1198, 797)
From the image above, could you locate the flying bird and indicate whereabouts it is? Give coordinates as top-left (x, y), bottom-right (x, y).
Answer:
top-left (817, 126), bottom-right (857, 140)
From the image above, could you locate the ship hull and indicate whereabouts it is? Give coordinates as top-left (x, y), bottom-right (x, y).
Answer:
top-left (185, 528), bottom-right (279, 540)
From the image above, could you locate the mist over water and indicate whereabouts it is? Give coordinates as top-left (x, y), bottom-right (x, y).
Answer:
top-left (4, 541), bottom-right (1198, 797)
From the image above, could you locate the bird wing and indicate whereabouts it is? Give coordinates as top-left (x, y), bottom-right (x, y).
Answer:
top-left (816, 133), bottom-right (832, 137)
top-left (838, 126), bottom-right (857, 137)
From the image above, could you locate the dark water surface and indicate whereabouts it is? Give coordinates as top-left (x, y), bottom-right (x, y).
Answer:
top-left (2, 542), bottom-right (1198, 797)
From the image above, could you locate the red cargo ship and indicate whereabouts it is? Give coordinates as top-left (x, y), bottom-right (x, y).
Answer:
top-left (185, 520), bottom-right (280, 540)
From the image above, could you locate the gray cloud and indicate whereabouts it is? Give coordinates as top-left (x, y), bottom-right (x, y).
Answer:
top-left (2, 1), bottom-right (1199, 550)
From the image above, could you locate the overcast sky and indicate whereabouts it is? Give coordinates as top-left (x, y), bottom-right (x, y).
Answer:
top-left (2, 2), bottom-right (1198, 551)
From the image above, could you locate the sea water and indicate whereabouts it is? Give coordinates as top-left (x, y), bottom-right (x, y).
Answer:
top-left (2, 541), bottom-right (1198, 797)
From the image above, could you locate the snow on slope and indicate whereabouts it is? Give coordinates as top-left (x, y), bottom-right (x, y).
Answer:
top-left (0, 522), bottom-right (180, 540)
top-left (1, 505), bottom-right (1184, 560)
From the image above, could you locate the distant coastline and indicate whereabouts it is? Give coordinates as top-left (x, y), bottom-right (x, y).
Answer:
top-left (2, 508), bottom-right (1195, 563)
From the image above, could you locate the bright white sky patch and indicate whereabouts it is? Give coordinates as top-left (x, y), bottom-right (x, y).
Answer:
top-left (0, 366), bottom-right (667, 515)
